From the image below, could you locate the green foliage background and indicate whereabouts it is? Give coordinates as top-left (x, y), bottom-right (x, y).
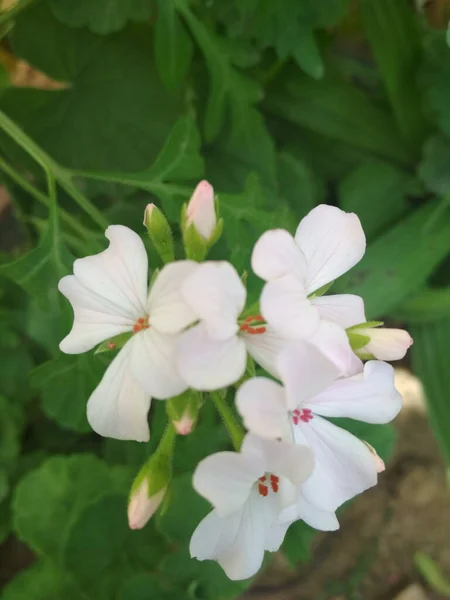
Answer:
top-left (0, 0), bottom-right (449, 598)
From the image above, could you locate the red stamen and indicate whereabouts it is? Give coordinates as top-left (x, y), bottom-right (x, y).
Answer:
top-left (240, 315), bottom-right (266, 335)
top-left (270, 475), bottom-right (279, 493)
top-left (259, 475), bottom-right (267, 482)
top-left (292, 408), bottom-right (313, 424)
top-left (258, 484), bottom-right (268, 497)
top-left (133, 316), bottom-right (150, 334)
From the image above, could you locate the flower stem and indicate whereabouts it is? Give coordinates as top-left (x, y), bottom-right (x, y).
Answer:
top-left (211, 391), bottom-right (244, 451)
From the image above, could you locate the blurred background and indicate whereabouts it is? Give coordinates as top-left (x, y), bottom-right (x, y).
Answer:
top-left (0, 0), bottom-right (450, 599)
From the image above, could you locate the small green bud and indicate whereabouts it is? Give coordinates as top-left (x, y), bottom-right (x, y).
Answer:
top-left (166, 390), bottom-right (202, 435)
top-left (143, 203), bottom-right (175, 264)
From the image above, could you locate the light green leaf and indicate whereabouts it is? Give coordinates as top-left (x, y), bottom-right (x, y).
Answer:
top-left (0, 560), bottom-right (81, 600)
top-left (154, 0), bottom-right (193, 89)
top-left (3, 2), bottom-right (183, 172)
top-left (334, 202), bottom-right (450, 318)
top-left (410, 319), bottom-right (450, 464)
top-left (339, 160), bottom-right (411, 241)
top-left (13, 454), bottom-right (117, 559)
top-left (265, 76), bottom-right (414, 166)
top-left (30, 354), bottom-right (108, 433)
top-left (49, 0), bottom-right (155, 35)
top-left (394, 287), bottom-right (450, 323)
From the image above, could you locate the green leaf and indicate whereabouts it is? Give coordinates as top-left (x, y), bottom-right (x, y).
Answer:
top-left (0, 560), bottom-right (81, 600)
top-left (360, 0), bottom-right (428, 147)
top-left (339, 160), bottom-right (411, 241)
top-left (30, 354), bottom-right (108, 433)
top-left (334, 202), bottom-right (450, 318)
top-left (49, 0), bottom-right (155, 35)
top-left (12, 454), bottom-right (117, 559)
top-left (419, 134), bottom-right (450, 196)
top-left (292, 31), bottom-right (324, 80)
top-left (283, 520), bottom-right (317, 566)
top-left (2, 2), bottom-right (183, 172)
top-left (157, 473), bottom-right (210, 543)
top-left (265, 76), bottom-right (414, 166)
top-left (415, 552), bottom-right (450, 597)
top-left (394, 287), bottom-right (450, 323)
top-left (277, 151), bottom-right (324, 214)
top-left (154, 0), bottom-right (193, 89)
top-left (177, 0), bottom-right (262, 141)
top-left (119, 573), bottom-right (187, 600)
top-left (0, 396), bottom-right (25, 473)
top-left (410, 319), bottom-right (450, 464)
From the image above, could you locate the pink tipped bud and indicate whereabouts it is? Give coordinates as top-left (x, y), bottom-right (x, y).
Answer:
top-left (359, 327), bottom-right (413, 361)
top-left (173, 413), bottom-right (195, 436)
top-left (143, 203), bottom-right (155, 226)
top-left (363, 441), bottom-right (385, 473)
top-left (127, 478), bottom-right (166, 530)
top-left (186, 180), bottom-right (216, 240)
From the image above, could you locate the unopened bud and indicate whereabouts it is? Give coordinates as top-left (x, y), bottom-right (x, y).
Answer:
top-left (128, 478), bottom-right (166, 530)
top-left (167, 390), bottom-right (201, 436)
top-left (173, 412), bottom-right (195, 435)
top-left (182, 181), bottom-right (223, 261)
top-left (143, 203), bottom-right (174, 264)
top-left (186, 180), bottom-right (216, 241)
top-left (352, 325), bottom-right (413, 361)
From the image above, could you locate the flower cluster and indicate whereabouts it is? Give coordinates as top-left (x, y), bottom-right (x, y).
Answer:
top-left (58, 181), bottom-right (412, 581)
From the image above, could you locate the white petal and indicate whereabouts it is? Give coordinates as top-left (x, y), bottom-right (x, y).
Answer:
top-left (193, 451), bottom-right (263, 517)
top-left (190, 495), bottom-right (266, 581)
top-left (359, 328), bottom-right (413, 361)
top-left (59, 275), bottom-right (134, 354)
top-left (176, 324), bottom-right (247, 390)
top-left (242, 433), bottom-right (314, 490)
top-left (277, 342), bottom-right (341, 410)
top-left (310, 320), bottom-right (363, 377)
top-left (295, 494), bottom-right (340, 531)
top-left (236, 377), bottom-right (288, 439)
top-left (251, 229), bottom-right (308, 282)
top-left (311, 294), bottom-right (366, 329)
top-left (308, 360), bottom-right (402, 423)
top-left (148, 261), bottom-right (199, 334)
top-left (243, 325), bottom-right (290, 378)
top-left (293, 415), bottom-right (377, 511)
top-left (131, 328), bottom-right (188, 399)
top-left (260, 275), bottom-right (320, 339)
top-left (186, 180), bottom-right (217, 240)
top-left (181, 261), bottom-right (245, 340)
top-left (87, 339), bottom-right (151, 442)
top-left (295, 205), bottom-right (366, 294)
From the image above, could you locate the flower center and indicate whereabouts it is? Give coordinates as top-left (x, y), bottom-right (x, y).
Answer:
top-left (258, 473), bottom-right (279, 497)
top-left (133, 316), bottom-right (150, 334)
top-left (239, 315), bottom-right (266, 335)
top-left (292, 408), bottom-right (313, 425)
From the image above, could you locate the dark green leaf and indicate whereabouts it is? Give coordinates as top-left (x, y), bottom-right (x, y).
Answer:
top-left (277, 151), bottom-right (324, 214)
top-left (154, 0), bottom-right (193, 89)
top-left (119, 573), bottom-right (187, 600)
top-left (0, 395), bottom-right (25, 473)
top-left (3, 3), bottom-right (183, 172)
top-left (49, 0), bottom-right (155, 35)
top-left (292, 31), bottom-right (324, 80)
top-left (283, 520), bottom-right (317, 566)
top-left (419, 134), bottom-right (450, 196)
top-left (0, 560), bottom-right (81, 600)
top-left (394, 287), bottom-right (450, 324)
top-left (339, 160), bottom-right (411, 241)
top-left (30, 354), bottom-right (108, 433)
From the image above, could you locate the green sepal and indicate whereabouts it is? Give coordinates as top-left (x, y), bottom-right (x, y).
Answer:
top-left (144, 205), bottom-right (175, 264)
top-left (166, 390), bottom-right (202, 432)
top-left (240, 301), bottom-right (261, 319)
top-left (347, 320), bottom-right (384, 331)
top-left (308, 280), bottom-right (335, 298)
top-left (347, 331), bottom-right (371, 351)
top-left (181, 203), bottom-right (223, 261)
top-left (95, 331), bottom-right (133, 354)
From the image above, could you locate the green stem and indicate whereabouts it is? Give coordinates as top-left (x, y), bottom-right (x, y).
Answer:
top-left (0, 109), bottom-right (108, 230)
top-left (0, 156), bottom-right (98, 242)
top-left (157, 422), bottom-right (177, 458)
top-left (0, 0), bottom-right (39, 26)
top-left (211, 391), bottom-right (244, 451)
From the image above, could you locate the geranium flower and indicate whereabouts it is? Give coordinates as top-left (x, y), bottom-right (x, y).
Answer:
top-left (236, 343), bottom-right (402, 522)
top-left (176, 261), bottom-right (291, 390)
top-left (58, 225), bottom-right (198, 442)
top-left (251, 204), bottom-right (366, 340)
top-left (189, 433), bottom-right (314, 580)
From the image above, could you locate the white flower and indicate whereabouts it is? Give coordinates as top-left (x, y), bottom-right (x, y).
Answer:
top-left (176, 261), bottom-right (291, 390)
top-left (251, 204), bottom-right (366, 340)
top-left (58, 225), bottom-right (198, 442)
top-left (190, 433), bottom-right (314, 580)
top-left (236, 343), bottom-right (402, 521)
top-left (185, 180), bottom-right (217, 240)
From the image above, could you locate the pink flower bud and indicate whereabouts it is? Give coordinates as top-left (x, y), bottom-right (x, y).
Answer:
top-left (143, 203), bottom-right (155, 226)
top-left (360, 328), bottom-right (413, 361)
top-left (186, 180), bottom-right (216, 240)
top-left (173, 412), bottom-right (195, 436)
top-left (127, 478), bottom-right (166, 530)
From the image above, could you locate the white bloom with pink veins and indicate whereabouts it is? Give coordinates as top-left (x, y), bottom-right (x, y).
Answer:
top-left (176, 261), bottom-right (292, 390)
top-left (185, 180), bottom-right (217, 240)
top-left (251, 204), bottom-right (366, 341)
top-left (190, 433), bottom-right (316, 580)
top-left (58, 225), bottom-right (199, 442)
top-left (236, 343), bottom-right (402, 525)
